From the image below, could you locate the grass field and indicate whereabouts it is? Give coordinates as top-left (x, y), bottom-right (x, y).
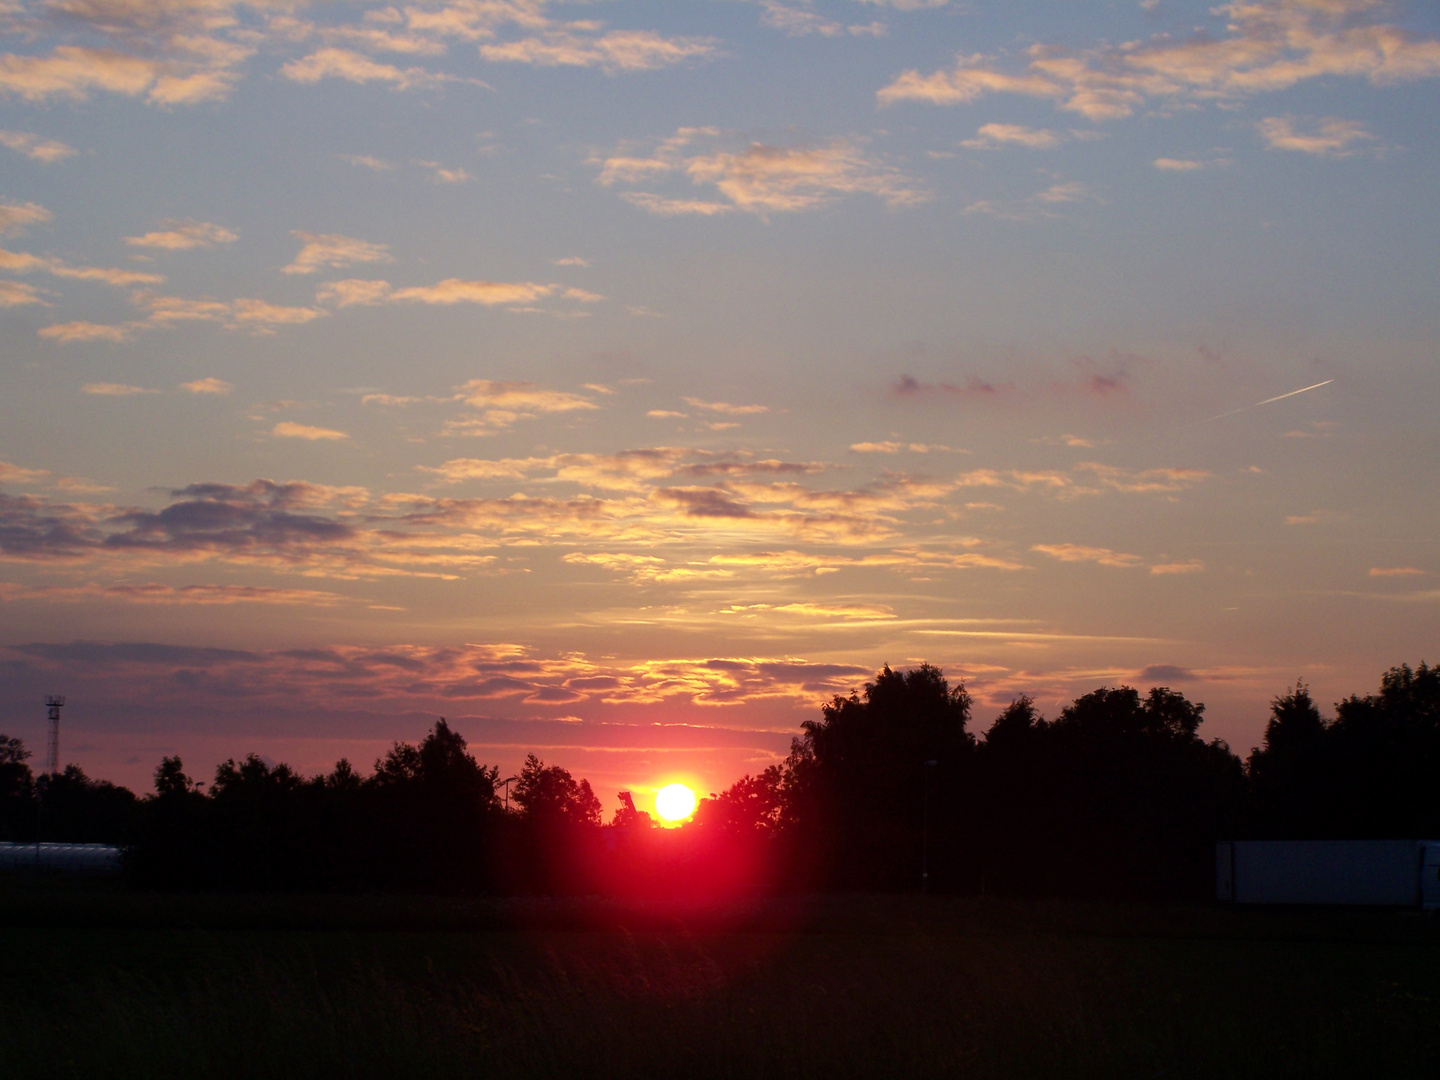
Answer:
top-left (2, 886), bottom-right (1438, 1078)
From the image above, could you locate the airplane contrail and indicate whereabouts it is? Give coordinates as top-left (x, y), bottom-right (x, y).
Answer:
top-left (1190, 378), bottom-right (1334, 426)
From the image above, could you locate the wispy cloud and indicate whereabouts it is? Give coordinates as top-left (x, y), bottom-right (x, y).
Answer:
top-left (0, 130), bottom-right (77, 162)
top-left (283, 232), bottom-right (392, 275)
top-left (1257, 116), bottom-right (1374, 155)
top-left (961, 123), bottom-right (1061, 150)
top-left (272, 422), bottom-right (349, 441)
top-left (879, 1), bottom-right (1440, 120)
top-left (125, 221), bottom-right (237, 250)
top-left (179, 377), bottom-right (233, 395)
top-left (81, 382), bottom-right (159, 396)
top-left (599, 128), bottom-right (927, 216)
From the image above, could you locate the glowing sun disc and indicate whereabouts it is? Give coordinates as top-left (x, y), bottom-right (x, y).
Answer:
top-left (654, 783), bottom-right (697, 822)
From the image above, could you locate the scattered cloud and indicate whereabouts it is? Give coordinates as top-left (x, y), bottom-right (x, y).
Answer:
top-left (179, 377), bottom-right (232, 395)
top-left (1032, 543), bottom-right (1145, 568)
top-left (965, 180), bottom-right (1098, 220)
top-left (0, 201), bottom-right (53, 235)
top-left (390, 279), bottom-right (553, 305)
top-left (283, 232), bottom-right (392, 275)
top-left (1154, 157), bottom-right (1205, 171)
top-left (683, 397), bottom-right (769, 416)
top-left (878, 1), bottom-right (1440, 120)
top-left (1257, 116), bottom-right (1374, 155)
top-left (38, 320), bottom-right (131, 343)
top-left (480, 30), bottom-right (717, 73)
top-left (272, 422), bottom-right (349, 441)
top-left (961, 123), bottom-right (1061, 150)
top-left (1150, 560), bottom-right (1205, 575)
top-left (0, 280), bottom-right (45, 306)
top-left (125, 221), bottom-right (237, 250)
top-left (1370, 566), bottom-right (1427, 577)
top-left (316, 279), bottom-right (393, 307)
top-left (280, 48), bottom-right (451, 91)
top-left (81, 382), bottom-right (159, 396)
top-left (599, 128), bottom-right (927, 216)
top-left (756, 1), bottom-right (886, 38)
top-left (0, 130), bottom-right (77, 162)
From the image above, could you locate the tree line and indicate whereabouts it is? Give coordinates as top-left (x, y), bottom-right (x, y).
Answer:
top-left (1, 661), bottom-right (1437, 899)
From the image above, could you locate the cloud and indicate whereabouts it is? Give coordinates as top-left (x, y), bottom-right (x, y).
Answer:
top-left (1149, 560), bottom-right (1205, 575)
top-left (81, 382), bottom-right (159, 396)
top-left (389, 279), bottom-right (553, 305)
top-left (343, 154), bottom-right (395, 171)
top-left (230, 298), bottom-right (327, 328)
top-left (1076, 462), bottom-right (1211, 494)
top-left (1032, 542), bottom-right (1145, 568)
top-left (283, 232), bottom-right (392, 275)
top-left (272, 422), bottom-right (349, 441)
top-left (0, 201), bottom-right (52, 235)
top-left (0, 130), bottom-right (77, 162)
top-left (1257, 116), bottom-right (1374, 155)
top-left (418, 160), bottom-right (471, 183)
top-left (961, 123), bottom-right (1061, 150)
top-left (179, 377), bottom-right (232, 395)
top-left (878, 1), bottom-right (1440, 120)
top-left (1138, 664), bottom-right (1195, 683)
top-left (965, 180), bottom-right (1098, 220)
top-left (280, 48), bottom-right (449, 91)
top-left (0, 280), bottom-right (45, 306)
top-left (1154, 157), bottom-right (1206, 171)
top-left (0, 34), bottom-right (248, 106)
top-left (0, 460), bottom-right (49, 485)
top-left (124, 221), bottom-right (237, 250)
top-left (1370, 566), bottom-right (1427, 577)
top-left (553, 256), bottom-right (589, 267)
top-left (682, 397), bottom-right (769, 416)
top-left (618, 192), bottom-right (733, 216)
top-left (316, 279), bottom-right (393, 307)
top-left (756, 1), bottom-right (886, 38)
top-left (891, 374), bottom-right (1007, 398)
top-left (456, 379), bottom-right (599, 414)
top-left (479, 30), bottom-right (717, 73)
top-left (38, 320), bottom-right (131, 343)
top-left (0, 582), bottom-right (350, 607)
top-left (600, 129), bottom-right (927, 216)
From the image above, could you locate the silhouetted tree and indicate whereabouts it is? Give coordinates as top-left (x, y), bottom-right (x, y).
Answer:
top-left (369, 719), bottom-right (500, 892)
top-left (0, 734), bottom-right (34, 841)
top-left (1327, 662), bottom-right (1440, 837)
top-left (36, 764), bottom-right (138, 845)
top-left (513, 755), bottom-right (601, 826)
top-left (785, 663), bottom-right (975, 888)
top-left (975, 685), bottom-right (1245, 898)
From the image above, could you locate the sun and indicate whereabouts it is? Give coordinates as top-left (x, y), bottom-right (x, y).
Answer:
top-left (654, 783), bottom-right (697, 823)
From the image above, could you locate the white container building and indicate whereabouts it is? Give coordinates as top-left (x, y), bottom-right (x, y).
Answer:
top-left (1217, 840), bottom-right (1440, 909)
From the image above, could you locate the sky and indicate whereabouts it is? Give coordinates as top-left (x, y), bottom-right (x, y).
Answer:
top-left (1, 0), bottom-right (1438, 815)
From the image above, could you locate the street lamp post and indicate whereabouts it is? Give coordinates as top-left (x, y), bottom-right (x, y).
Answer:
top-left (922, 759), bottom-right (938, 893)
top-left (500, 775), bottom-right (518, 812)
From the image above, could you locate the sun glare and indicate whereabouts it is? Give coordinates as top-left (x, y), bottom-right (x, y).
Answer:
top-left (654, 783), bottom-right (697, 823)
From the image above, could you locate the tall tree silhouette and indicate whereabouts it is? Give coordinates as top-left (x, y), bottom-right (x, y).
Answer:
top-left (787, 664), bottom-right (975, 888)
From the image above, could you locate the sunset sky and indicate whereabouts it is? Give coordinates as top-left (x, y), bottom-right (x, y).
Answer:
top-left (1, 0), bottom-right (1437, 813)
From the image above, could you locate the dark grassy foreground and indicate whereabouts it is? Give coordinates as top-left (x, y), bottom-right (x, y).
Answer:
top-left (2, 885), bottom-right (1439, 1079)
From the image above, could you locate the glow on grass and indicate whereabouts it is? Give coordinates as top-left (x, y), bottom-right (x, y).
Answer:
top-left (654, 783), bottom-right (697, 823)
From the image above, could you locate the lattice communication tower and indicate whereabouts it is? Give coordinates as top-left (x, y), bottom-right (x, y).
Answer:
top-left (45, 695), bottom-right (64, 777)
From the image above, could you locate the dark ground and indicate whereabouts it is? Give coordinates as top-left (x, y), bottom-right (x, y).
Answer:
top-left (3, 883), bottom-right (1438, 1079)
